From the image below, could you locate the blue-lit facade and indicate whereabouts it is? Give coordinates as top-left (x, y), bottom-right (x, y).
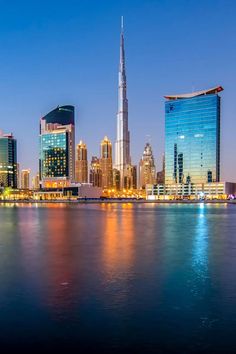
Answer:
top-left (40, 132), bottom-right (68, 179)
top-left (39, 105), bottom-right (75, 188)
top-left (165, 88), bottom-right (222, 185)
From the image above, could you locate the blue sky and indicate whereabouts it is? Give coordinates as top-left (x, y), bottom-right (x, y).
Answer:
top-left (0, 0), bottom-right (236, 180)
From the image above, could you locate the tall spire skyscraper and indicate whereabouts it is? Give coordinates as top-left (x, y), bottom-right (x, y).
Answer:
top-left (115, 16), bottom-right (131, 189)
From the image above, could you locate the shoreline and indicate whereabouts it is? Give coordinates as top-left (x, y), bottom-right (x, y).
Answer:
top-left (0, 199), bottom-right (235, 205)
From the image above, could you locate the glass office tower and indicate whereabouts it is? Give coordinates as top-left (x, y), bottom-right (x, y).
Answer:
top-left (39, 105), bottom-right (75, 188)
top-left (0, 133), bottom-right (17, 188)
top-left (165, 86), bottom-right (223, 185)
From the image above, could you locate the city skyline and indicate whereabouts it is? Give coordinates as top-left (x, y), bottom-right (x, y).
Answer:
top-left (0, 0), bottom-right (235, 181)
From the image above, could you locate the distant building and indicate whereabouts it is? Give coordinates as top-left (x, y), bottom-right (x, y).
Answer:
top-left (113, 168), bottom-right (120, 190)
top-left (0, 132), bottom-right (17, 188)
top-left (89, 156), bottom-right (102, 188)
top-left (139, 143), bottom-right (156, 189)
top-left (39, 105), bottom-right (75, 188)
top-left (165, 86), bottom-right (223, 185)
top-left (124, 164), bottom-right (137, 190)
top-left (32, 173), bottom-right (40, 190)
top-left (100, 136), bottom-right (113, 189)
top-left (75, 140), bottom-right (88, 183)
top-left (156, 154), bottom-right (165, 184)
top-left (21, 169), bottom-right (30, 189)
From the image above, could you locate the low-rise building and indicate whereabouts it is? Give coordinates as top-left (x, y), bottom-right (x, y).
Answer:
top-left (146, 182), bottom-right (236, 200)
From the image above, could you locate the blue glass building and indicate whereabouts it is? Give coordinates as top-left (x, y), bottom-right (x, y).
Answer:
top-left (39, 105), bottom-right (75, 188)
top-left (165, 87), bottom-right (223, 185)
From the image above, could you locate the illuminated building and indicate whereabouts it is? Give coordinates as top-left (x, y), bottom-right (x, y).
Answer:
top-left (89, 156), bottom-right (102, 188)
top-left (113, 168), bottom-right (120, 190)
top-left (165, 86), bottom-right (223, 185)
top-left (0, 131), bottom-right (17, 188)
top-left (123, 164), bottom-right (137, 190)
top-left (39, 105), bottom-right (75, 188)
top-left (139, 143), bottom-right (156, 189)
top-left (115, 17), bottom-right (132, 189)
top-left (75, 140), bottom-right (88, 183)
top-left (100, 136), bottom-right (113, 189)
top-left (32, 173), bottom-right (40, 190)
top-left (21, 169), bottom-right (30, 189)
top-left (146, 182), bottom-right (236, 200)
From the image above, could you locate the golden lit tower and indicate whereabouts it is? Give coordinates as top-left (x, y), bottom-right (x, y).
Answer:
top-left (75, 140), bottom-right (88, 183)
top-left (100, 136), bottom-right (113, 189)
top-left (21, 169), bottom-right (30, 189)
top-left (89, 156), bottom-right (102, 187)
top-left (139, 143), bottom-right (156, 189)
top-left (32, 173), bottom-right (40, 190)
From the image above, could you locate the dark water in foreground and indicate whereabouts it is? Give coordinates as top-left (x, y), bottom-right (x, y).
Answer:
top-left (0, 203), bottom-right (236, 353)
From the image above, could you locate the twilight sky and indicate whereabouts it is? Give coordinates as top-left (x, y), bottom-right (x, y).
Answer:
top-left (0, 0), bottom-right (236, 180)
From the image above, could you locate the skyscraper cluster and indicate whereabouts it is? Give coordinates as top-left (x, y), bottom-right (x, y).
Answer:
top-left (0, 19), bottom-right (229, 199)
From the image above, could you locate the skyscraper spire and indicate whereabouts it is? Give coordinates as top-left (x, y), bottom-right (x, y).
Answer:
top-left (115, 16), bottom-right (131, 189)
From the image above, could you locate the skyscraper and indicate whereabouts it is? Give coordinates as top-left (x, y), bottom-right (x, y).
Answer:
top-left (75, 140), bottom-right (88, 183)
top-left (115, 17), bottom-right (131, 188)
top-left (21, 169), bottom-right (30, 189)
top-left (39, 105), bottom-right (75, 188)
top-left (100, 136), bottom-right (113, 189)
top-left (0, 132), bottom-right (17, 188)
top-left (165, 86), bottom-right (223, 185)
top-left (32, 173), bottom-right (40, 190)
top-left (89, 156), bottom-right (102, 188)
top-left (139, 143), bottom-right (156, 189)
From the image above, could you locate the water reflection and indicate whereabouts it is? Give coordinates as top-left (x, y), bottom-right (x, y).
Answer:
top-left (192, 204), bottom-right (209, 277)
top-left (43, 208), bottom-right (78, 317)
top-left (101, 204), bottom-right (136, 310)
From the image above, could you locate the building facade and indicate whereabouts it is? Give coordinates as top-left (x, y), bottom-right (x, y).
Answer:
top-left (146, 182), bottom-right (236, 200)
top-left (32, 173), bottom-right (40, 190)
top-left (139, 143), bottom-right (156, 189)
top-left (21, 169), bottom-right (30, 189)
top-left (89, 156), bottom-right (102, 188)
top-left (39, 105), bottom-right (75, 188)
top-left (100, 136), bottom-right (113, 189)
top-left (113, 168), bottom-right (120, 190)
top-left (0, 132), bottom-right (17, 188)
top-left (75, 140), bottom-right (88, 183)
top-left (165, 86), bottom-right (222, 185)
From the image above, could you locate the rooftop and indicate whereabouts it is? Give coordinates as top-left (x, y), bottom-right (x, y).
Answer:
top-left (164, 86), bottom-right (223, 100)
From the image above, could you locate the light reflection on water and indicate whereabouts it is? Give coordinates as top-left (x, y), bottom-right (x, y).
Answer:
top-left (0, 203), bottom-right (236, 352)
top-left (192, 203), bottom-right (208, 278)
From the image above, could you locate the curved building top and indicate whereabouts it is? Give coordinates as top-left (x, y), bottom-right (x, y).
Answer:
top-left (164, 86), bottom-right (223, 100)
top-left (42, 105), bottom-right (75, 125)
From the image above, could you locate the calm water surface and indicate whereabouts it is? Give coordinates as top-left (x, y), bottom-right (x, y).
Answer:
top-left (0, 203), bottom-right (236, 353)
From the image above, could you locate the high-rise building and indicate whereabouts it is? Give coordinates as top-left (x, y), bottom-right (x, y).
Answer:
top-left (75, 140), bottom-right (88, 183)
top-left (0, 132), bottom-right (17, 188)
top-left (21, 169), bottom-right (30, 189)
top-left (124, 164), bottom-right (137, 190)
top-left (100, 136), bottom-right (113, 189)
top-left (39, 105), bottom-right (75, 188)
top-left (165, 86), bottom-right (223, 185)
top-left (156, 154), bottom-right (165, 184)
top-left (113, 168), bottom-right (120, 190)
top-left (32, 173), bottom-right (40, 190)
top-left (139, 143), bottom-right (156, 189)
top-left (89, 156), bottom-right (102, 188)
top-left (115, 17), bottom-right (131, 189)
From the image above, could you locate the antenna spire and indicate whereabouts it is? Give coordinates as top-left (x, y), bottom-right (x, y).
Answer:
top-left (121, 16), bottom-right (124, 32)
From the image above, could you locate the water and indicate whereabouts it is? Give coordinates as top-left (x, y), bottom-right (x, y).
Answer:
top-left (0, 203), bottom-right (236, 353)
